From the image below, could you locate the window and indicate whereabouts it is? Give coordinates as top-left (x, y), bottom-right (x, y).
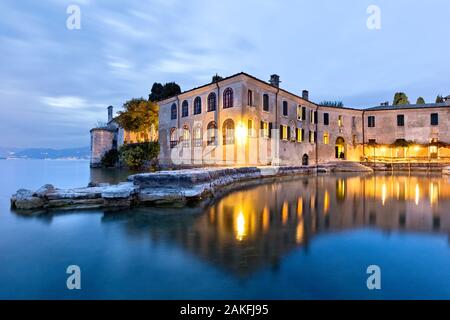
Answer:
top-left (207, 121), bottom-right (217, 146)
top-left (310, 110), bottom-right (318, 124)
top-left (309, 131), bottom-right (315, 143)
top-left (368, 139), bottom-right (376, 144)
top-left (248, 90), bottom-right (253, 106)
top-left (296, 128), bottom-right (304, 142)
top-left (223, 88), bottom-right (233, 108)
top-left (431, 113), bottom-right (439, 126)
top-left (261, 121), bottom-right (270, 138)
top-left (222, 119), bottom-right (235, 145)
top-left (207, 92), bottom-right (216, 112)
top-left (302, 107), bottom-right (307, 121)
top-left (282, 101), bottom-right (288, 116)
top-left (352, 134), bottom-right (357, 145)
top-left (397, 114), bottom-right (405, 127)
top-left (324, 113), bottom-right (329, 125)
top-left (323, 132), bottom-right (329, 145)
top-left (170, 128), bottom-right (178, 148)
top-left (182, 100), bottom-right (189, 117)
top-left (368, 116), bottom-right (375, 128)
top-left (170, 103), bottom-right (177, 120)
top-left (263, 94), bottom-right (269, 111)
top-left (338, 115), bottom-right (343, 127)
top-left (182, 125), bottom-right (190, 147)
top-left (248, 119), bottom-right (254, 137)
top-left (280, 125), bottom-right (289, 141)
top-left (194, 97), bottom-right (202, 115)
top-left (193, 125), bottom-right (202, 147)
top-left (352, 116), bottom-right (356, 128)
top-left (297, 105), bottom-right (302, 120)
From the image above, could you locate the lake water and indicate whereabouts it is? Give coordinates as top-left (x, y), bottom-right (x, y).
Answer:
top-left (0, 159), bottom-right (449, 299)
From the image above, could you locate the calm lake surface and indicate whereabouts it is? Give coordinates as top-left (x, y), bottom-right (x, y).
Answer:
top-left (0, 159), bottom-right (449, 299)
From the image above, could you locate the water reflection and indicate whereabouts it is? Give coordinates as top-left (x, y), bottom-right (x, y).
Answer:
top-left (100, 173), bottom-right (450, 277)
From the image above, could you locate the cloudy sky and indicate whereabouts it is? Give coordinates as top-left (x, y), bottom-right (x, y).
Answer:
top-left (1, 0), bottom-right (449, 148)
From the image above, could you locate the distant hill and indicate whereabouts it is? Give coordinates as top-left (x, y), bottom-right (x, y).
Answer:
top-left (0, 146), bottom-right (90, 159)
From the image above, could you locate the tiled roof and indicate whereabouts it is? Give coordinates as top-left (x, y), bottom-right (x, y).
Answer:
top-left (365, 102), bottom-right (448, 111)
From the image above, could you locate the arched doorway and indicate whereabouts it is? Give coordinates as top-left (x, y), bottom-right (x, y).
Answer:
top-left (335, 137), bottom-right (345, 159)
top-left (302, 154), bottom-right (309, 166)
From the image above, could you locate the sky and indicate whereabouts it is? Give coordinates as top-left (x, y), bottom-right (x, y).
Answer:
top-left (0, 0), bottom-right (449, 148)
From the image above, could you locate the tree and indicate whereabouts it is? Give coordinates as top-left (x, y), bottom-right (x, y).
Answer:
top-left (436, 95), bottom-right (444, 103)
top-left (149, 82), bottom-right (181, 102)
top-left (148, 83), bottom-right (164, 102)
top-left (320, 101), bottom-right (344, 107)
top-left (416, 97), bottom-right (425, 104)
top-left (393, 92), bottom-right (410, 106)
top-left (116, 98), bottom-right (159, 133)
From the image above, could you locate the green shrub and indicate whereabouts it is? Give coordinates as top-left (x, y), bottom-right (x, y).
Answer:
top-left (119, 142), bottom-right (159, 170)
top-left (101, 149), bottom-right (119, 168)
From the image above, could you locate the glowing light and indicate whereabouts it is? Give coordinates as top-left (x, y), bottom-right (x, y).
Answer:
top-left (297, 197), bottom-right (303, 218)
top-left (414, 145), bottom-right (420, 152)
top-left (296, 221), bottom-right (304, 244)
top-left (415, 184), bottom-right (420, 205)
top-left (235, 123), bottom-right (247, 145)
top-left (262, 206), bottom-right (269, 231)
top-left (282, 201), bottom-right (289, 225)
top-left (430, 183), bottom-right (438, 206)
top-left (381, 183), bottom-right (387, 206)
top-left (236, 211), bottom-right (246, 241)
top-left (324, 191), bottom-right (330, 215)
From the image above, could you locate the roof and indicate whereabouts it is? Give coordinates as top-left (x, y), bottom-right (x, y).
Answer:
top-left (365, 102), bottom-right (449, 111)
top-left (158, 72), bottom-right (317, 105)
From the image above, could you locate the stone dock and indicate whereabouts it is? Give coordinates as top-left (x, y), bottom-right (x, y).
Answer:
top-left (10, 163), bottom-right (373, 213)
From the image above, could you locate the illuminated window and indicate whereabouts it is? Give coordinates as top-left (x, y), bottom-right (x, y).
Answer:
top-left (207, 121), bottom-right (217, 146)
top-left (247, 119), bottom-right (254, 137)
top-left (297, 105), bottom-right (302, 120)
top-left (338, 115), bottom-right (343, 127)
top-left (296, 128), bottom-right (303, 142)
top-left (222, 119), bottom-right (235, 145)
top-left (323, 132), bottom-right (329, 145)
top-left (310, 110), bottom-right (317, 124)
top-left (170, 127), bottom-right (178, 148)
top-left (182, 125), bottom-right (190, 147)
top-left (261, 121), bottom-right (270, 138)
top-left (281, 125), bottom-right (288, 140)
top-left (193, 125), bottom-right (202, 147)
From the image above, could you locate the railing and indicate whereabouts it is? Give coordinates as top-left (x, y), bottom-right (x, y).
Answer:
top-left (364, 156), bottom-right (450, 163)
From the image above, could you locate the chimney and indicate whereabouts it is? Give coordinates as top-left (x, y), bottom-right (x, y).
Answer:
top-left (444, 95), bottom-right (450, 105)
top-left (269, 74), bottom-right (280, 87)
top-left (380, 101), bottom-right (389, 106)
top-left (302, 90), bottom-right (309, 101)
top-left (107, 106), bottom-right (113, 122)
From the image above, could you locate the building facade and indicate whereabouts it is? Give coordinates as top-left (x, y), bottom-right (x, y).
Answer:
top-left (158, 72), bottom-right (450, 167)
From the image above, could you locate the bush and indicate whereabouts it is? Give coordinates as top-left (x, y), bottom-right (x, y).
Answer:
top-left (101, 149), bottom-right (119, 168)
top-left (119, 142), bottom-right (159, 170)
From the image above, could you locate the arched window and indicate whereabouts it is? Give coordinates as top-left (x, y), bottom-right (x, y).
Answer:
top-left (193, 124), bottom-right (202, 147)
top-left (182, 100), bottom-right (189, 117)
top-left (223, 88), bottom-right (233, 109)
top-left (170, 103), bottom-right (177, 120)
top-left (207, 92), bottom-right (216, 112)
top-left (170, 127), bottom-right (178, 148)
top-left (222, 119), bottom-right (235, 145)
top-left (194, 97), bottom-right (202, 115)
top-left (207, 121), bottom-right (217, 146)
top-left (182, 125), bottom-right (190, 147)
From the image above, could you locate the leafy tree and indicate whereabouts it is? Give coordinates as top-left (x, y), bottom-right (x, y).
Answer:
top-left (149, 82), bottom-right (181, 102)
top-left (116, 98), bottom-right (159, 133)
top-left (148, 83), bottom-right (164, 102)
top-left (212, 74), bottom-right (223, 83)
top-left (100, 149), bottom-right (119, 168)
top-left (393, 92), bottom-right (410, 105)
top-left (119, 142), bottom-right (160, 170)
top-left (436, 95), bottom-right (444, 103)
top-left (416, 97), bottom-right (425, 104)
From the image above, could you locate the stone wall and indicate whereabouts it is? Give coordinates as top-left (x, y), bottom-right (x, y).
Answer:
top-left (90, 128), bottom-right (115, 167)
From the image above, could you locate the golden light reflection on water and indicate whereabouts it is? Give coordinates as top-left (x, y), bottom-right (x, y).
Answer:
top-left (173, 174), bottom-right (450, 276)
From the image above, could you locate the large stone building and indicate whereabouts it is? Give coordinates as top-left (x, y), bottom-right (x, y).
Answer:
top-left (157, 72), bottom-right (450, 167)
